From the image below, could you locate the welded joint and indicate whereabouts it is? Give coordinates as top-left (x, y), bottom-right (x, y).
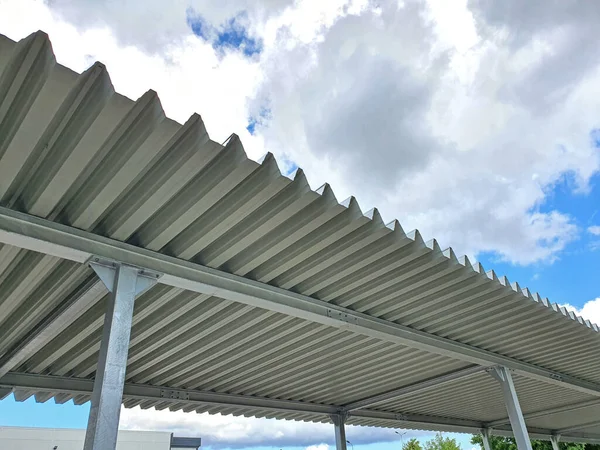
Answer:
top-left (550, 433), bottom-right (561, 450)
top-left (88, 256), bottom-right (162, 295)
top-left (481, 428), bottom-right (493, 437)
top-left (487, 366), bottom-right (507, 383)
top-left (330, 411), bottom-right (348, 425)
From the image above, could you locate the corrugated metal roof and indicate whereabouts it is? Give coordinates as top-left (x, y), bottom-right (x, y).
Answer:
top-left (1, 30), bottom-right (600, 441)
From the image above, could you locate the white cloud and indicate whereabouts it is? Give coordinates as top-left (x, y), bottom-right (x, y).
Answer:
top-left (588, 225), bottom-right (600, 236)
top-left (561, 298), bottom-right (600, 327)
top-left (2, 0), bottom-right (597, 266)
top-left (119, 406), bottom-right (414, 448)
top-left (306, 444), bottom-right (329, 450)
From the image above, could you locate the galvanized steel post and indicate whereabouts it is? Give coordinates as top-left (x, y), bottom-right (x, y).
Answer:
top-left (490, 367), bottom-right (533, 450)
top-left (84, 261), bottom-right (158, 450)
top-left (550, 435), bottom-right (561, 450)
top-left (331, 413), bottom-right (348, 450)
top-left (481, 428), bottom-right (492, 450)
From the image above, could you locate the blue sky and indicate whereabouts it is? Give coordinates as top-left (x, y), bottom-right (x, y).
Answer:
top-left (476, 170), bottom-right (600, 309)
top-left (0, 397), bottom-right (476, 449)
top-left (186, 9), bottom-right (262, 57)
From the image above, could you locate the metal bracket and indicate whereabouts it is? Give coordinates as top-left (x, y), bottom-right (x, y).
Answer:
top-left (88, 257), bottom-right (162, 296)
top-left (160, 389), bottom-right (190, 401)
top-left (327, 309), bottom-right (358, 326)
top-left (330, 411), bottom-right (348, 425)
top-left (487, 366), bottom-right (505, 383)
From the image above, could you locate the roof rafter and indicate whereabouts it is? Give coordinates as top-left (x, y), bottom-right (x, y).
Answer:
top-left (0, 206), bottom-right (599, 399)
top-left (1, 206), bottom-right (599, 399)
top-left (3, 372), bottom-right (600, 444)
top-left (344, 365), bottom-right (486, 411)
top-left (488, 399), bottom-right (600, 428)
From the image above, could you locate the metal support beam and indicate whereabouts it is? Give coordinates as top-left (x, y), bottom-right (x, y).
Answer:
top-left (84, 261), bottom-right (158, 450)
top-left (481, 428), bottom-right (493, 450)
top-left (488, 399), bottom-right (600, 428)
top-left (490, 367), bottom-right (532, 450)
top-left (0, 276), bottom-right (106, 378)
top-left (550, 435), bottom-right (561, 450)
top-left (331, 413), bottom-right (347, 450)
top-left (3, 372), bottom-right (600, 444)
top-left (1, 207), bottom-right (600, 398)
top-left (559, 420), bottom-right (600, 434)
top-left (344, 365), bottom-right (485, 411)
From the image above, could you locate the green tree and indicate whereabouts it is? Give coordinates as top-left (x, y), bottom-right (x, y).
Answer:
top-left (425, 433), bottom-right (462, 450)
top-left (471, 435), bottom-right (599, 450)
top-left (403, 438), bottom-right (424, 450)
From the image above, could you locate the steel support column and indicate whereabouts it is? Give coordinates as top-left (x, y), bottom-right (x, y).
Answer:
top-left (481, 428), bottom-right (493, 450)
top-left (490, 367), bottom-right (532, 450)
top-left (331, 413), bottom-right (348, 450)
top-left (550, 435), bottom-right (560, 450)
top-left (83, 260), bottom-right (158, 450)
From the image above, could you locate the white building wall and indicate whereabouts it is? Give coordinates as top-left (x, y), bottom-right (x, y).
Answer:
top-left (0, 427), bottom-right (172, 450)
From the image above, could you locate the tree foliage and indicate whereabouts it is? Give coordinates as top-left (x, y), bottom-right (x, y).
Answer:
top-left (403, 438), bottom-right (424, 450)
top-left (424, 433), bottom-right (462, 450)
top-left (471, 434), bottom-right (600, 450)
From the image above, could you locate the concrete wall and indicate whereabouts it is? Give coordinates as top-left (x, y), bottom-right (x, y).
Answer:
top-left (0, 427), bottom-right (172, 450)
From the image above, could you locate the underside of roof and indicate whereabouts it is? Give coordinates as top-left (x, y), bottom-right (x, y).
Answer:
top-left (1, 30), bottom-right (600, 442)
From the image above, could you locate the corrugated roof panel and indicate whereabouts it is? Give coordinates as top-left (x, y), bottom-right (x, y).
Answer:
top-left (1, 30), bottom-right (600, 440)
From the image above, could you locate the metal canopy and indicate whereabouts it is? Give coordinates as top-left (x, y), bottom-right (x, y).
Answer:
top-left (1, 30), bottom-right (600, 444)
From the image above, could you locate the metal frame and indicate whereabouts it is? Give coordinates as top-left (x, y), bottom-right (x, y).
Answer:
top-left (344, 365), bottom-right (485, 411)
top-left (490, 367), bottom-right (532, 450)
top-left (481, 428), bottom-right (492, 450)
top-left (3, 372), bottom-right (600, 444)
top-left (331, 413), bottom-right (348, 450)
top-left (84, 262), bottom-right (158, 450)
top-left (1, 207), bottom-right (600, 398)
top-left (559, 421), bottom-right (600, 434)
top-left (489, 399), bottom-right (600, 428)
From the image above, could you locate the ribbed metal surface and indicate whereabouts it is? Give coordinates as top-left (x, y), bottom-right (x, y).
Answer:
top-left (374, 372), bottom-right (594, 423)
top-left (1, 30), bottom-right (600, 436)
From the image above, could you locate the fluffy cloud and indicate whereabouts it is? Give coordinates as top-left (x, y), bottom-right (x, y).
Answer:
top-left (2, 0), bottom-right (598, 265)
top-left (561, 298), bottom-right (600, 327)
top-left (306, 444), bottom-right (330, 450)
top-left (589, 225), bottom-right (600, 236)
top-left (119, 405), bottom-right (418, 448)
top-left (250, 0), bottom-right (598, 264)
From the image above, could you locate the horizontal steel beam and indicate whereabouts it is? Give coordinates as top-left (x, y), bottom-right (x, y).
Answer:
top-left (4, 372), bottom-right (600, 444)
top-left (344, 365), bottom-right (486, 411)
top-left (488, 399), bottom-right (600, 428)
top-left (559, 420), bottom-right (600, 434)
top-left (1, 207), bottom-right (600, 398)
top-left (0, 372), bottom-right (340, 415)
top-left (350, 408), bottom-right (484, 432)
